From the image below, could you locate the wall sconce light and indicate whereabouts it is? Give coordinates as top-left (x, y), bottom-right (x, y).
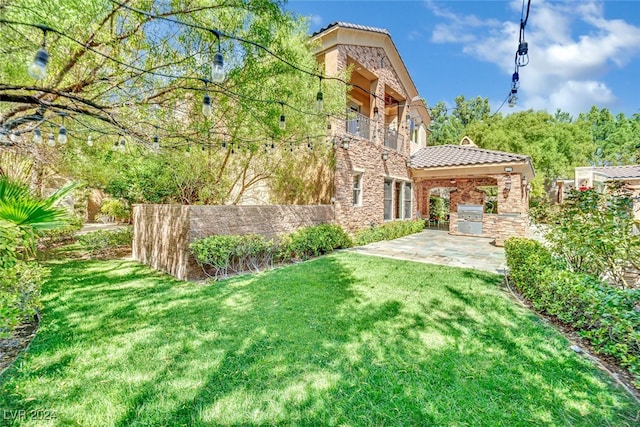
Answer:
top-left (341, 138), bottom-right (350, 150)
top-left (450, 178), bottom-right (456, 184)
top-left (522, 176), bottom-right (527, 186)
top-left (505, 175), bottom-right (512, 191)
top-left (504, 166), bottom-right (513, 173)
top-left (381, 150), bottom-right (389, 161)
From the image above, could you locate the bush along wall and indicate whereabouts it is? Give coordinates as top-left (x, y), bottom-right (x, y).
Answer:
top-left (190, 223), bottom-right (353, 280)
top-left (353, 219), bottom-right (425, 246)
top-left (505, 237), bottom-right (640, 387)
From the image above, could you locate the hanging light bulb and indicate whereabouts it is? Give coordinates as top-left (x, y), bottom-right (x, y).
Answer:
top-left (373, 106), bottom-right (379, 121)
top-left (315, 77), bottom-right (324, 112)
top-left (28, 48), bottom-right (49, 81)
top-left (33, 128), bottom-right (43, 144)
top-left (58, 125), bottom-right (67, 144)
top-left (315, 91), bottom-right (324, 113)
top-left (279, 103), bottom-right (286, 130)
top-left (152, 135), bottom-right (159, 152)
top-left (118, 138), bottom-right (125, 153)
top-left (211, 34), bottom-right (225, 83)
top-left (202, 93), bottom-right (212, 117)
top-left (47, 132), bottom-right (55, 147)
top-left (87, 135), bottom-right (93, 146)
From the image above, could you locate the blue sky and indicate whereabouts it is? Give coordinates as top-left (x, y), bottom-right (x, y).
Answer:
top-left (285, 0), bottom-right (640, 118)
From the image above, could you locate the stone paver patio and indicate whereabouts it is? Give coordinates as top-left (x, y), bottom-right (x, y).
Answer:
top-left (349, 228), bottom-right (507, 274)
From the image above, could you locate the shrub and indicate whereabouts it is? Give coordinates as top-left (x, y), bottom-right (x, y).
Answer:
top-left (77, 227), bottom-right (132, 254)
top-left (190, 224), bottom-right (352, 279)
top-left (99, 198), bottom-right (130, 223)
top-left (544, 186), bottom-right (640, 288)
top-left (353, 219), bottom-right (425, 246)
top-left (505, 237), bottom-right (640, 387)
top-left (0, 222), bottom-right (47, 338)
top-left (281, 223), bottom-right (352, 260)
top-left (38, 215), bottom-right (84, 248)
top-left (190, 234), bottom-right (278, 279)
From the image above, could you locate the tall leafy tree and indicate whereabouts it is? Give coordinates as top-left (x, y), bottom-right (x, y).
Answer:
top-left (0, 0), bottom-right (342, 204)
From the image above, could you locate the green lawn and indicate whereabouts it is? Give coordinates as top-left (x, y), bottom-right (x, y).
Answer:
top-left (1, 252), bottom-right (638, 426)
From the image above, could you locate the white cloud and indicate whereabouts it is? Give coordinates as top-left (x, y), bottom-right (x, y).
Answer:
top-left (408, 30), bottom-right (424, 41)
top-left (426, 0), bottom-right (640, 115)
top-left (310, 15), bottom-right (323, 27)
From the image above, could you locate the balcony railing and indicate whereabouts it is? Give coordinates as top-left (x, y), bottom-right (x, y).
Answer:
top-left (384, 127), bottom-right (404, 152)
top-left (345, 112), bottom-right (371, 140)
top-left (339, 112), bottom-right (405, 154)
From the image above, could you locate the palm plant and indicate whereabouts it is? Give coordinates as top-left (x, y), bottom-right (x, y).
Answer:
top-left (0, 176), bottom-right (79, 256)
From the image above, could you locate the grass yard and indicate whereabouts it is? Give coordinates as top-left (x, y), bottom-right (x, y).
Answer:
top-left (1, 252), bottom-right (638, 426)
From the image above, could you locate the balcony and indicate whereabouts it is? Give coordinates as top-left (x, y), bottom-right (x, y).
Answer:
top-left (340, 111), bottom-right (405, 154)
top-left (345, 112), bottom-right (371, 140)
top-left (384, 127), bottom-right (404, 152)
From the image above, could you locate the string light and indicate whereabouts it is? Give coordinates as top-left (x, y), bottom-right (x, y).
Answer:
top-left (87, 135), bottom-right (93, 146)
top-left (47, 131), bottom-right (55, 146)
top-left (211, 44), bottom-right (225, 83)
top-left (58, 114), bottom-right (68, 144)
top-left (279, 103), bottom-right (286, 130)
top-left (28, 26), bottom-right (49, 80)
top-left (202, 93), bottom-right (212, 117)
top-left (315, 77), bottom-right (323, 112)
top-left (33, 128), bottom-right (42, 144)
top-left (152, 134), bottom-right (159, 152)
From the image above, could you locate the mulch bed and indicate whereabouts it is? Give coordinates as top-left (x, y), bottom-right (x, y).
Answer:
top-left (0, 316), bottom-right (39, 376)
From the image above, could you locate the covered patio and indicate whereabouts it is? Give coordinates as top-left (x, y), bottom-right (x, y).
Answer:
top-left (408, 137), bottom-right (535, 246)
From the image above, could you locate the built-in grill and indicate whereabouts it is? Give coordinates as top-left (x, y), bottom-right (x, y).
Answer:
top-left (457, 204), bottom-right (483, 235)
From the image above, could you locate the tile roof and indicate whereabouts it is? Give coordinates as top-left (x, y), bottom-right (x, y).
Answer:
top-left (312, 22), bottom-right (390, 37)
top-left (409, 144), bottom-right (530, 169)
top-left (593, 165), bottom-right (640, 179)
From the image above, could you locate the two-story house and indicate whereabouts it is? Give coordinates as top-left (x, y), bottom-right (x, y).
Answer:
top-left (312, 22), bottom-right (430, 231)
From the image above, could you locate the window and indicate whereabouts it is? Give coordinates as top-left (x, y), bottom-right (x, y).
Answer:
top-left (404, 183), bottom-right (412, 219)
top-left (353, 173), bottom-right (363, 206)
top-left (384, 179), bottom-right (393, 220)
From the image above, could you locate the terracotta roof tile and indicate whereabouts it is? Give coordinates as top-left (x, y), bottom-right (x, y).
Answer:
top-left (312, 22), bottom-right (390, 37)
top-left (593, 165), bottom-right (640, 179)
top-left (409, 144), bottom-right (530, 168)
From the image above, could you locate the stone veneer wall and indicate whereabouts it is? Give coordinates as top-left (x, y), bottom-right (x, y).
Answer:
top-left (133, 204), bottom-right (334, 280)
top-left (334, 141), bottom-right (414, 232)
top-left (330, 44), bottom-right (415, 232)
top-left (415, 174), bottom-right (529, 245)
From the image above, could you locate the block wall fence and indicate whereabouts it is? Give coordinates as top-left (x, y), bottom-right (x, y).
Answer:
top-left (133, 204), bottom-right (335, 280)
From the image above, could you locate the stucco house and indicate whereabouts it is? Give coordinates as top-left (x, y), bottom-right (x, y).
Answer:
top-left (573, 165), bottom-right (640, 220)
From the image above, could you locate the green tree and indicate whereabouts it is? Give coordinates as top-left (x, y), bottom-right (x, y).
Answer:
top-left (0, 0), bottom-right (342, 204)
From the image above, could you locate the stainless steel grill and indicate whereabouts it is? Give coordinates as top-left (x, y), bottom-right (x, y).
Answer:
top-left (457, 204), bottom-right (483, 235)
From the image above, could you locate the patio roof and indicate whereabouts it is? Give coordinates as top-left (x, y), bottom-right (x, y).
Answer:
top-left (592, 165), bottom-right (640, 179)
top-left (409, 144), bottom-right (531, 169)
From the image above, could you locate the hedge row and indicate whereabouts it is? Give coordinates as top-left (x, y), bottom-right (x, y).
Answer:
top-left (1, 223), bottom-right (46, 339)
top-left (190, 223), bottom-right (352, 279)
top-left (505, 237), bottom-right (640, 387)
top-left (353, 219), bottom-right (425, 246)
